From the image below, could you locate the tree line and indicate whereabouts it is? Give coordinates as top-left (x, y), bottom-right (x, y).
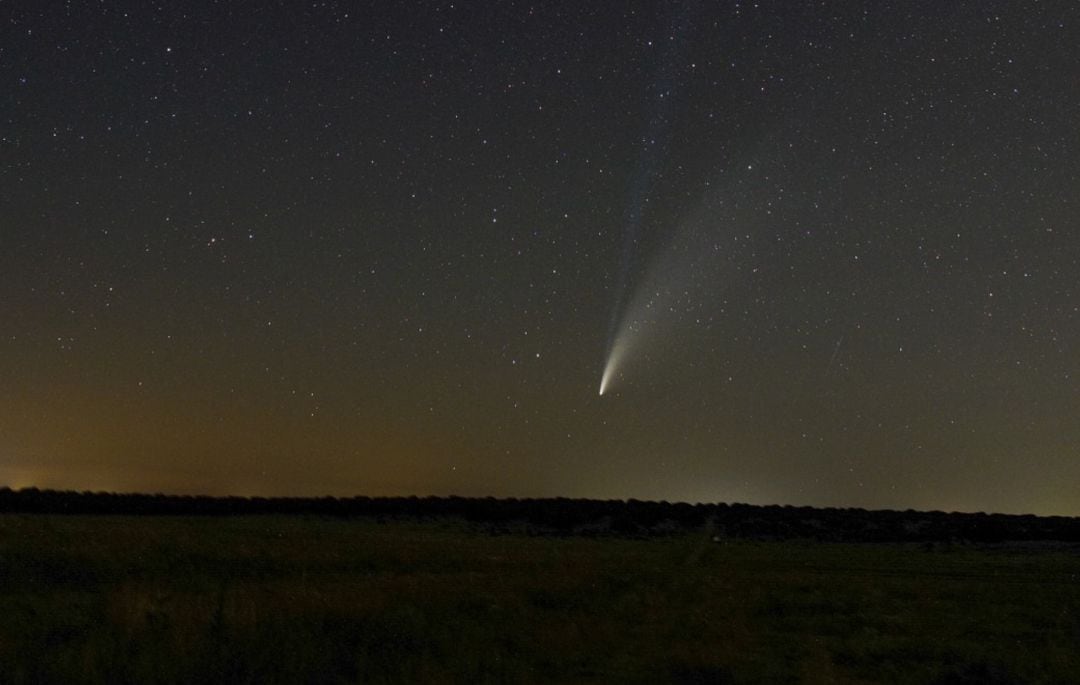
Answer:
top-left (2, 487), bottom-right (1079, 543)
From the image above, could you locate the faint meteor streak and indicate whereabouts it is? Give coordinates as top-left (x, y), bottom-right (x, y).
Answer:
top-left (825, 335), bottom-right (844, 375)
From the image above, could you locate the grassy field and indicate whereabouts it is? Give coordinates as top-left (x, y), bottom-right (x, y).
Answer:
top-left (0, 515), bottom-right (1077, 684)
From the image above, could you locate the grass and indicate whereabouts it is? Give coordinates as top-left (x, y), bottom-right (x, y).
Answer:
top-left (0, 514), bottom-right (1077, 683)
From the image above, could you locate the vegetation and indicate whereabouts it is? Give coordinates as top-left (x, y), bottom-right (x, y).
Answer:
top-left (1, 512), bottom-right (1078, 684)
top-left (4, 488), bottom-right (1080, 543)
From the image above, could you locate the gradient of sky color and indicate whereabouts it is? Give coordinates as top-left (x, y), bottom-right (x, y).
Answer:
top-left (2, 1), bottom-right (1078, 514)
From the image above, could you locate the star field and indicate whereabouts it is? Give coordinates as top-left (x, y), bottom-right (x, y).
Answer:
top-left (2, 1), bottom-right (1078, 514)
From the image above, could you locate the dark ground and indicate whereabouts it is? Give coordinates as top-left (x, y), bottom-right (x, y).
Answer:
top-left (1, 502), bottom-right (1078, 683)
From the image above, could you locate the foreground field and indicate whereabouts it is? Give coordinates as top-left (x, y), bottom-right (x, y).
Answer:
top-left (0, 515), bottom-right (1077, 684)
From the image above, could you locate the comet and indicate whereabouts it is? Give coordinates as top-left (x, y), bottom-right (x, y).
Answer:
top-left (600, 3), bottom-right (700, 400)
top-left (597, 176), bottom-right (745, 398)
top-left (598, 339), bottom-right (625, 396)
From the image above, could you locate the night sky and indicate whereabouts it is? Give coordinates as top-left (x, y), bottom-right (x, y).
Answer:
top-left (3, 1), bottom-right (1078, 515)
